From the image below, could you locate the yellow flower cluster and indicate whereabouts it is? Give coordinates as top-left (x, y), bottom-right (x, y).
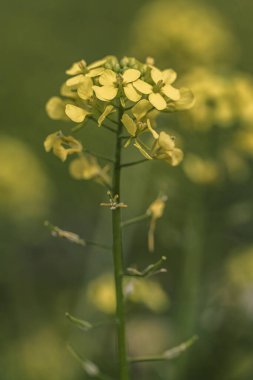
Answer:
top-left (44, 56), bottom-right (193, 179)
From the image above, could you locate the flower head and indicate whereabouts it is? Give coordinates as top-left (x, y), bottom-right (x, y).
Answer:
top-left (45, 56), bottom-right (193, 178)
top-left (93, 68), bottom-right (142, 102)
top-left (134, 67), bottom-right (180, 110)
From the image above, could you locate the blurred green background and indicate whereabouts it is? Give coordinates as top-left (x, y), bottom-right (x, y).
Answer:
top-left (1, 0), bottom-right (253, 379)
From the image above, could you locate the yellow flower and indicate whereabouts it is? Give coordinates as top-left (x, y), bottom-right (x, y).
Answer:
top-left (44, 131), bottom-right (82, 161)
top-left (121, 99), bottom-right (155, 138)
top-left (146, 195), bottom-right (167, 252)
top-left (183, 154), bottom-right (219, 184)
top-left (132, 120), bottom-right (183, 165)
top-left (65, 58), bottom-right (106, 81)
top-left (134, 67), bottom-right (180, 110)
top-left (86, 273), bottom-right (169, 314)
top-left (148, 121), bottom-right (183, 166)
top-left (69, 155), bottom-right (111, 187)
top-left (93, 68), bottom-right (142, 102)
top-left (64, 58), bottom-right (108, 103)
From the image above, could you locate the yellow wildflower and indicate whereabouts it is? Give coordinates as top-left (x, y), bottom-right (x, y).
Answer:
top-left (69, 155), bottom-right (111, 187)
top-left (121, 99), bottom-right (153, 137)
top-left (183, 154), bottom-right (220, 184)
top-left (134, 67), bottom-right (180, 110)
top-left (44, 131), bottom-right (82, 161)
top-left (149, 120), bottom-right (183, 165)
top-left (93, 68), bottom-right (142, 102)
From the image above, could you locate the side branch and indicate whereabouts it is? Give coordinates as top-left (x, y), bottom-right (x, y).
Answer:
top-left (120, 158), bottom-right (149, 168)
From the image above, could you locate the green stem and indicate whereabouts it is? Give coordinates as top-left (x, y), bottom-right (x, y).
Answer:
top-left (121, 213), bottom-right (149, 228)
top-left (112, 107), bottom-right (129, 380)
top-left (120, 158), bottom-right (149, 168)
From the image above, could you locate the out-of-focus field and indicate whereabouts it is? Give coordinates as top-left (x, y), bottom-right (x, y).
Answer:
top-left (0, 1), bottom-right (253, 379)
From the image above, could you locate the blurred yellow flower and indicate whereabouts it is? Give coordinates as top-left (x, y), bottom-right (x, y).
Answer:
top-left (130, 0), bottom-right (237, 71)
top-left (183, 154), bottom-right (220, 184)
top-left (181, 68), bottom-right (253, 130)
top-left (44, 131), bottom-right (82, 161)
top-left (86, 273), bottom-right (169, 314)
top-left (227, 247), bottom-right (253, 290)
top-left (146, 195), bottom-right (167, 252)
top-left (69, 155), bottom-right (111, 187)
top-left (0, 135), bottom-right (51, 222)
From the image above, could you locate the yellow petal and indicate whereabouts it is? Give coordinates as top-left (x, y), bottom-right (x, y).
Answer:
top-left (87, 67), bottom-right (105, 77)
top-left (149, 93), bottom-right (167, 110)
top-left (122, 69), bottom-right (141, 83)
top-left (93, 85), bottom-right (118, 101)
top-left (151, 68), bottom-right (163, 84)
top-left (77, 77), bottom-right (93, 100)
top-left (44, 131), bottom-right (60, 152)
top-left (53, 140), bottom-right (68, 161)
top-left (123, 83), bottom-right (141, 102)
top-left (162, 85), bottom-right (180, 101)
top-left (121, 113), bottom-right (137, 136)
top-left (65, 104), bottom-right (90, 123)
top-left (60, 83), bottom-right (76, 98)
top-left (172, 88), bottom-right (195, 110)
top-left (66, 60), bottom-right (86, 75)
top-left (88, 58), bottom-right (107, 69)
top-left (133, 79), bottom-right (152, 95)
top-left (158, 132), bottom-right (175, 150)
top-left (132, 99), bottom-right (153, 120)
top-left (99, 70), bottom-right (117, 86)
top-left (162, 69), bottom-right (177, 84)
top-left (66, 74), bottom-right (85, 87)
top-left (45, 97), bottom-right (68, 120)
top-left (98, 105), bottom-right (115, 127)
top-left (53, 135), bottom-right (82, 162)
top-left (133, 140), bottom-right (153, 160)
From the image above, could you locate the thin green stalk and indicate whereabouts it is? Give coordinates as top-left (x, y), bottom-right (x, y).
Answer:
top-left (111, 107), bottom-right (129, 380)
top-left (121, 213), bottom-right (149, 228)
top-left (120, 158), bottom-right (149, 168)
